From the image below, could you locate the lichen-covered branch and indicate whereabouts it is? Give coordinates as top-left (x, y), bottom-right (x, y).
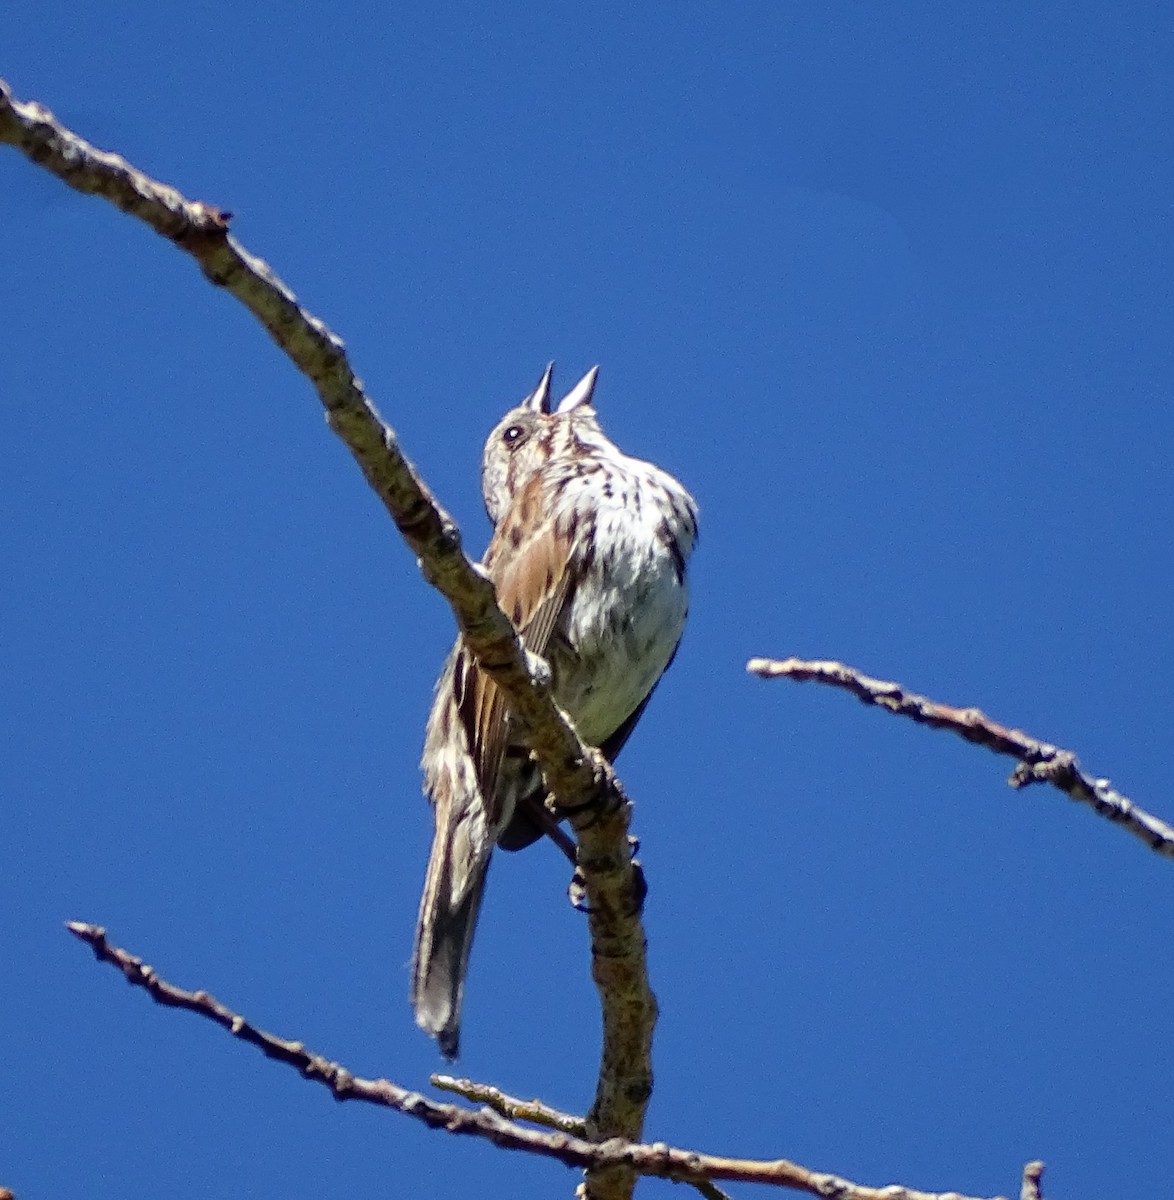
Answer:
top-left (0, 77), bottom-right (653, 1178)
top-left (747, 656), bottom-right (1174, 860)
top-left (67, 923), bottom-right (1017, 1200)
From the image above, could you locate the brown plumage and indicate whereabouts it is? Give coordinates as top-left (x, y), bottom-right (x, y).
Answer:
top-left (411, 364), bottom-right (697, 1057)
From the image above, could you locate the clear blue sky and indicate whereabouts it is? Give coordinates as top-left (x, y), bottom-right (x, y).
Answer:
top-left (3, 5), bottom-right (1172, 1198)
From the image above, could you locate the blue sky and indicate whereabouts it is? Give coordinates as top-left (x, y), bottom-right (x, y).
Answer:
top-left (3, 4), bottom-right (1172, 1198)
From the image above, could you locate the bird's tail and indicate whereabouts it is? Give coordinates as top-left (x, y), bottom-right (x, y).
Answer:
top-left (411, 809), bottom-right (491, 1060)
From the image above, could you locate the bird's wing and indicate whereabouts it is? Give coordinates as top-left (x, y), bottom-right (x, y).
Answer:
top-left (456, 473), bottom-right (573, 832)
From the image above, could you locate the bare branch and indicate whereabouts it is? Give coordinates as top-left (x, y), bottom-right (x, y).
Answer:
top-left (0, 75), bottom-right (592, 821)
top-left (747, 657), bottom-right (1174, 859)
top-left (0, 76), bottom-right (653, 1167)
top-left (430, 1079), bottom-right (731, 1200)
top-left (67, 923), bottom-right (1014, 1200)
top-left (431, 1074), bottom-right (586, 1134)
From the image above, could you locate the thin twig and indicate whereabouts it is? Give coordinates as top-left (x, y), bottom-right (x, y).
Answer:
top-left (430, 1078), bottom-right (731, 1200)
top-left (66, 923), bottom-right (1013, 1200)
top-left (0, 77), bottom-right (655, 1189)
top-left (431, 1074), bottom-right (586, 1134)
top-left (683, 1181), bottom-right (735, 1200)
top-left (747, 656), bottom-right (1174, 860)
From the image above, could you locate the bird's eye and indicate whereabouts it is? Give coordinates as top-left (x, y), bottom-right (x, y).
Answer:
top-left (502, 423), bottom-right (528, 447)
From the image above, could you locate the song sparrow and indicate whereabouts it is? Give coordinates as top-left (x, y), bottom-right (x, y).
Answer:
top-left (412, 364), bottom-right (698, 1058)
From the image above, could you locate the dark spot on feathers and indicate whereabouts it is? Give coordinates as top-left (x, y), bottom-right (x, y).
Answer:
top-left (659, 521), bottom-right (687, 584)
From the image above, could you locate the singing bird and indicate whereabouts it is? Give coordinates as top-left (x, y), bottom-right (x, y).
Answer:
top-left (412, 364), bottom-right (698, 1057)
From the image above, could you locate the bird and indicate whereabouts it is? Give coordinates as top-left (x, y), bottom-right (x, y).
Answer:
top-left (411, 364), bottom-right (698, 1058)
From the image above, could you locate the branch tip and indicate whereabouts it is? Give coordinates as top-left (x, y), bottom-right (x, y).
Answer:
top-left (749, 655), bottom-right (1174, 860)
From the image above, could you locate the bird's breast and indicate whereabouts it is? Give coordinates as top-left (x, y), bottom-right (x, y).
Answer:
top-left (548, 468), bottom-right (694, 745)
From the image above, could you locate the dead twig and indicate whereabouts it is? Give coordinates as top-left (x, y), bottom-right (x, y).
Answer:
top-left (747, 656), bottom-right (1174, 859)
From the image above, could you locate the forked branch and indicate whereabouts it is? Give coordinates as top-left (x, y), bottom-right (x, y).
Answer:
top-left (67, 923), bottom-right (1026, 1200)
